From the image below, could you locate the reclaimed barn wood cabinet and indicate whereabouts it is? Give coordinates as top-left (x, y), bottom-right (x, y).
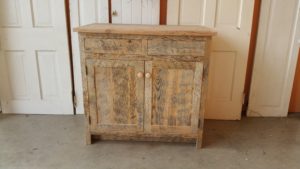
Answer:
top-left (75, 24), bottom-right (215, 148)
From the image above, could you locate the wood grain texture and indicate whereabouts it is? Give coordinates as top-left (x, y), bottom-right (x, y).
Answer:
top-left (76, 24), bottom-right (214, 148)
top-left (144, 61), bottom-right (153, 134)
top-left (92, 133), bottom-right (197, 143)
top-left (86, 53), bottom-right (151, 61)
top-left (150, 61), bottom-right (203, 135)
top-left (74, 23), bottom-right (216, 36)
top-left (191, 62), bottom-right (204, 133)
top-left (84, 38), bottom-right (143, 54)
top-left (196, 38), bottom-right (212, 149)
top-left (148, 39), bottom-right (206, 56)
top-left (78, 35), bottom-right (92, 145)
top-left (86, 59), bottom-right (144, 132)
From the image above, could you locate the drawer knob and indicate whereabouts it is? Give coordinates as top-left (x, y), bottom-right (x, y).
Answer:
top-left (145, 73), bottom-right (151, 79)
top-left (137, 72), bottom-right (144, 78)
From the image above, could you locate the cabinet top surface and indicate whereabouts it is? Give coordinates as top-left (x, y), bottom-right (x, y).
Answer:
top-left (74, 24), bottom-right (216, 37)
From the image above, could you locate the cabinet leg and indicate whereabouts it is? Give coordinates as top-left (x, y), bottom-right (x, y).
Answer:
top-left (86, 132), bottom-right (92, 145)
top-left (196, 138), bottom-right (202, 149)
top-left (196, 130), bottom-right (203, 149)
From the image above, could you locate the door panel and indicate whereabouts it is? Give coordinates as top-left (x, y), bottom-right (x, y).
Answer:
top-left (205, 0), bottom-right (254, 120)
top-left (167, 0), bottom-right (205, 25)
top-left (0, 0), bottom-right (73, 114)
top-left (4, 51), bottom-right (28, 100)
top-left (111, 0), bottom-right (160, 24)
top-left (248, 0), bottom-right (300, 117)
top-left (86, 59), bottom-right (144, 132)
top-left (31, 0), bottom-right (53, 27)
top-left (145, 61), bottom-right (203, 135)
top-left (167, 0), bottom-right (255, 120)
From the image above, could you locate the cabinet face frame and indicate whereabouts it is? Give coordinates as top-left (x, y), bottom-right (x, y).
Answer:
top-left (86, 59), bottom-right (145, 133)
top-left (144, 61), bottom-right (204, 136)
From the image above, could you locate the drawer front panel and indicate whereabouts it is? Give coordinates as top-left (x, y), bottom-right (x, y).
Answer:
top-left (84, 38), bottom-right (143, 54)
top-left (148, 39), bottom-right (206, 56)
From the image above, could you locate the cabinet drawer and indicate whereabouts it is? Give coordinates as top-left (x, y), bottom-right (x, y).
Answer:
top-left (84, 38), bottom-right (143, 54)
top-left (148, 39), bottom-right (206, 56)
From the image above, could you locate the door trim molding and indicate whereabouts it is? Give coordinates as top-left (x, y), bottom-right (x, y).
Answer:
top-left (243, 0), bottom-right (261, 115)
top-left (283, 0), bottom-right (300, 116)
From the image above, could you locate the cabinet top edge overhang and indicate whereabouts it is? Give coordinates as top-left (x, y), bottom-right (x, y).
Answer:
top-left (74, 23), bottom-right (217, 37)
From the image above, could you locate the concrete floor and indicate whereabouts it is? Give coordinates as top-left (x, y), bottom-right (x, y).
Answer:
top-left (0, 115), bottom-right (300, 169)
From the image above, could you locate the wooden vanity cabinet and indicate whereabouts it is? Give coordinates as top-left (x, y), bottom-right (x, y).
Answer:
top-left (75, 24), bottom-right (215, 148)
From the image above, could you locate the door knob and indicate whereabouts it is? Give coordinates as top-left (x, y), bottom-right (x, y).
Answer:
top-left (145, 73), bottom-right (151, 78)
top-left (137, 72), bottom-right (144, 78)
top-left (112, 10), bottom-right (118, 16)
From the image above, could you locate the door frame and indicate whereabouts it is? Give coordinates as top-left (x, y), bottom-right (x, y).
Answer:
top-left (65, 0), bottom-right (76, 114)
top-left (283, 0), bottom-right (300, 116)
top-left (289, 49), bottom-right (300, 113)
top-left (243, 0), bottom-right (262, 115)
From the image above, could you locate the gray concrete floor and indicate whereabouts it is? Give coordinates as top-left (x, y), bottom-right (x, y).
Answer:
top-left (0, 114), bottom-right (300, 169)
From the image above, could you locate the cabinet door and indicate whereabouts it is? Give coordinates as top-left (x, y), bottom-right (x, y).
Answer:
top-left (86, 59), bottom-right (144, 133)
top-left (145, 61), bottom-right (204, 135)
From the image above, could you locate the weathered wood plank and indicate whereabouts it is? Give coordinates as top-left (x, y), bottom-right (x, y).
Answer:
top-left (85, 53), bottom-right (151, 61)
top-left (85, 38), bottom-right (143, 55)
top-left (79, 35), bottom-right (92, 145)
top-left (90, 130), bottom-right (198, 139)
top-left (148, 39), bottom-right (206, 56)
top-left (86, 59), bottom-right (144, 132)
top-left (92, 134), bottom-right (197, 143)
top-left (197, 39), bottom-right (212, 149)
top-left (144, 61), bottom-right (152, 134)
top-left (176, 70), bottom-right (194, 126)
top-left (191, 62), bottom-right (204, 133)
top-left (95, 67), bottom-right (113, 124)
top-left (86, 63), bottom-right (97, 130)
top-left (74, 23), bottom-right (217, 36)
top-left (150, 61), bottom-right (196, 135)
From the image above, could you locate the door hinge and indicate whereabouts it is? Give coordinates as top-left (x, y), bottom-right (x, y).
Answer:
top-left (85, 65), bottom-right (88, 75)
top-left (0, 101), bottom-right (2, 113)
top-left (242, 93), bottom-right (246, 105)
top-left (88, 116), bottom-right (91, 124)
top-left (198, 119), bottom-right (201, 128)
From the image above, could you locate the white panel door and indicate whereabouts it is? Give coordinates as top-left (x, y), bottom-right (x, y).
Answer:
top-left (70, 0), bottom-right (109, 114)
top-left (248, 0), bottom-right (300, 117)
top-left (70, 0), bottom-right (159, 114)
top-left (167, 0), bottom-right (205, 25)
top-left (0, 0), bottom-right (73, 114)
top-left (111, 0), bottom-right (160, 24)
top-left (167, 0), bottom-right (255, 120)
